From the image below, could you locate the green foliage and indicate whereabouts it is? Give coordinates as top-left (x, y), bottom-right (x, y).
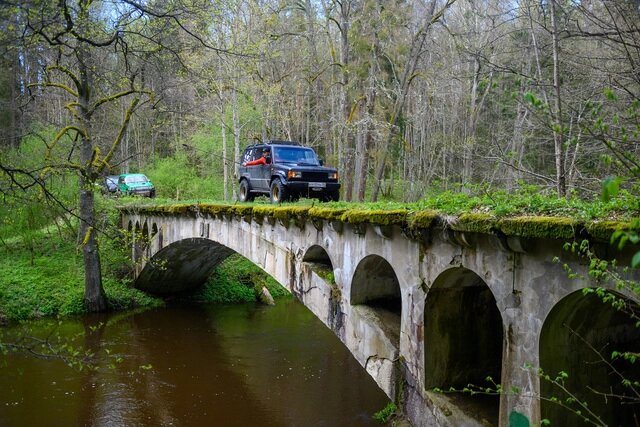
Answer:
top-left (125, 185), bottom-right (640, 243)
top-left (610, 218), bottom-right (640, 268)
top-left (545, 228), bottom-right (640, 426)
top-left (0, 125), bottom-right (80, 251)
top-left (186, 254), bottom-right (288, 304)
top-left (583, 89), bottom-right (640, 179)
top-left (373, 402), bottom-right (397, 424)
top-left (103, 277), bottom-right (163, 312)
top-left (536, 366), bottom-right (607, 426)
top-left (602, 176), bottom-right (621, 202)
top-left (0, 193), bottom-right (163, 322)
top-left (146, 153), bottom-right (225, 200)
top-left (0, 229), bottom-right (163, 322)
top-left (144, 121), bottom-right (249, 201)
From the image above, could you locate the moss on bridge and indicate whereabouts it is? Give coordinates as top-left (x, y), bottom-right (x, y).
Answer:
top-left (120, 202), bottom-right (639, 243)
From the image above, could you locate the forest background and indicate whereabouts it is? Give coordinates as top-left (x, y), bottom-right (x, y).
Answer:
top-left (2, 0), bottom-right (638, 202)
top-left (0, 0), bottom-right (639, 313)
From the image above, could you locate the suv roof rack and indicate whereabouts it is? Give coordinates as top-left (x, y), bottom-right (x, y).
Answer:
top-left (243, 140), bottom-right (301, 150)
top-left (265, 139), bottom-right (300, 146)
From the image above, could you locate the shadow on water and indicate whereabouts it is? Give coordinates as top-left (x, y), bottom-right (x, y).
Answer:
top-left (0, 298), bottom-right (389, 426)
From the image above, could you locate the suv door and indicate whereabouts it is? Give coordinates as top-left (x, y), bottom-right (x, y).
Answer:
top-left (240, 146), bottom-right (269, 192)
top-left (255, 148), bottom-right (272, 191)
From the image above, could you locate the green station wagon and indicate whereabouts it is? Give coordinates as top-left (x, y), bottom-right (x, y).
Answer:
top-left (117, 173), bottom-right (156, 198)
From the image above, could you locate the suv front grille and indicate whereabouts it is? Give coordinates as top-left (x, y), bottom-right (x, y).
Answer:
top-left (302, 172), bottom-right (328, 181)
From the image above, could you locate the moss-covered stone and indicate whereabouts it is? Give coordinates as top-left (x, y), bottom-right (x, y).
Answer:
top-left (585, 220), bottom-right (633, 242)
top-left (228, 204), bottom-right (255, 217)
top-left (450, 212), bottom-right (497, 234)
top-left (340, 209), bottom-right (408, 226)
top-left (498, 216), bottom-right (579, 239)
top-left (271, 206), bottom-right (311, 222)
top-left (308, 206), bottom-right (348, 222)
top-left (118, 204), bottom-right (639, 244)
top-left (199, 204), bottom-right (241, 217)
top-left (407, 210), bottom-right (439, 230)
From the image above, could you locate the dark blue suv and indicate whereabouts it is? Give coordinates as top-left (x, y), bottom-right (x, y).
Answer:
top-left (238, 141), bottom-right (340, 203)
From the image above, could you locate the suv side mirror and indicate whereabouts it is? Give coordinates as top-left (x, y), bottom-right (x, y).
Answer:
top-left (319, 159), bottom-right (324, 166)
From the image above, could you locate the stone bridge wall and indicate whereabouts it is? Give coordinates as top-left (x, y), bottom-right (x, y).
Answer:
top-left (121, 206), bottom-right (639, 427)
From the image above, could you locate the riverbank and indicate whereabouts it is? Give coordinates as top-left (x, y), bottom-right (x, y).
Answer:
top-left (0, 225), bottom-right (288, 324)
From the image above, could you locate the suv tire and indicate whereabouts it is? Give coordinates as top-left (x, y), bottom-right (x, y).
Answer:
top-left (270, 178), bottom-right (289, 203)
top-left (323, 190), bottom-right (340, 202)
top-left (239, 179), bottom-right (254, 202)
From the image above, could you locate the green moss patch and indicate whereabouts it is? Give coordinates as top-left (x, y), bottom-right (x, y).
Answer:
top-left (186, 254), bottom-right (289, 304)
top-left (585, 220), bottom-right (635, 242)
top-left (340, 209), bottom-right (408, 226)
top-left (308, 206), bottom-right (348, 221)
top-left (271, 206), bottom-right (311, 222)
top-left (498, 216), bottom-right (579, 239)
top-left (119, 203), bottom-right (639, 243)
top-left (450, 212), bottom-right (498, 234)
top-left (408, 210), bottom-right (439, 230)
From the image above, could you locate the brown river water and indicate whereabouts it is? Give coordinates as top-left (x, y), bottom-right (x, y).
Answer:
top-left (0, 298), bottom-right (389, 426)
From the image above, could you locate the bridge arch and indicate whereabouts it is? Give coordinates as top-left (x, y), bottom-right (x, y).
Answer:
top-left (350, 254), bottom-right (401, 347)
top-left (302, 244), bottom-right (334, 271)
top-left (126, 220), bottom-right (133, 246)
top-left (142, 221), bottom-right (150, 257)
top-left (424, 266), bottom-right (503, 423)
top-left (133, 221), bottom-right (144, 262)
top-left (136, 237), bottom-right (234, 295)
top-left (540, 288), bottom-right (640, 426)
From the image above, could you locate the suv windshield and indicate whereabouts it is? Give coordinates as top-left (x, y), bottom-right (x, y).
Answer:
top-left (124, 174), bottom-right (149, 184)
top-left (273, 147), bottom-right (319, 165)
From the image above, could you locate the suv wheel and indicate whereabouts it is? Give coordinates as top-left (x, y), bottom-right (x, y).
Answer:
top-left (239, 180), bottom-right (254, 202)
top-left (270, 179), bottom-right (289, 203)
top-left (323, 190), bottom-right (339, 202)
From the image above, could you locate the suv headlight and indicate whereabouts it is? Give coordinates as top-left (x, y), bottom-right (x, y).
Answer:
top-left (328, 172), bottom-right (338, 180)
top-left (287, 170), bottom-right (302, 179)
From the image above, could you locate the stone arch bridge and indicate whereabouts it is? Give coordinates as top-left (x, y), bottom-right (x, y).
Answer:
top-left (120, 204), bottom-right (639, 427)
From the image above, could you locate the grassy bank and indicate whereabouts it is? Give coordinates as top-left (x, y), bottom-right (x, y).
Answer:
top-left (0, 205), bottom-right (290, 323)
top-left (186, 254), bottom-right (290, 304)
top-left (0, 228), bottom-right (163, 323)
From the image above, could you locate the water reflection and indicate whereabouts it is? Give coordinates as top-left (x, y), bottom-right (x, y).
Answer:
top-left (0, 298), bottom-right (389, 426)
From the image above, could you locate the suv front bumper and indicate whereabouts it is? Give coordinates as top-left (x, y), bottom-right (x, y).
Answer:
top-left (286, 181), bottom-right (340, 194)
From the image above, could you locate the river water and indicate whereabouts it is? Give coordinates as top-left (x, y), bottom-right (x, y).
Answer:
top-left (0, 298), bottom-right (390, 426)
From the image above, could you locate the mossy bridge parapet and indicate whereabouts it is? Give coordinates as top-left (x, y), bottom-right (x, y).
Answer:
top-left (120, 204), bottom-right (640, 427)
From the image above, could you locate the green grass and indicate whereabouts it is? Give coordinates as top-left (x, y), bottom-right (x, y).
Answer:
top-left (373, 402), bottom-right (397, 423)
top-left (0, 230), bottom-right (164, 322)
top-left (186, 254), bottom-right (290, 304)
top-left (118, 184), bottom-right (640, 222)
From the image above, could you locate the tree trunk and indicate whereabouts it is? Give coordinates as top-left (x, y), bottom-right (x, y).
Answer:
top-left (550, 0), bottom-right (566, 197)
top-left (222, 114), bottom-right (229, 201)
top-left (335, 0), bottom-right (354, 201)
top-left (80, 185), bottom-right (107, 312)
top-left (77, 44), bottom-right (107, 313)
top-left (233, 87), bottom-right (240, 182)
